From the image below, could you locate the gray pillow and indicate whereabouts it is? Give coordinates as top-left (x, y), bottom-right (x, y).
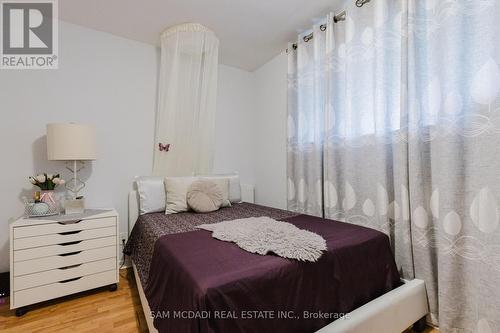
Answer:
top-left (187, 180), bottom-right (225, 213)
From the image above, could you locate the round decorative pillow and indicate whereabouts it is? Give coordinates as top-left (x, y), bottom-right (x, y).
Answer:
top-left (187, 180), bottom-right (224, 213)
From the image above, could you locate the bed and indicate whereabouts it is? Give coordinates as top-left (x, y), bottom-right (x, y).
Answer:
top-left (125, 189), bottom-right (429, 333)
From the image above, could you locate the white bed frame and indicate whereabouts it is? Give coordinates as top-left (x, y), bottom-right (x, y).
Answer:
top-left (128, 189), bottom-right (429, 333)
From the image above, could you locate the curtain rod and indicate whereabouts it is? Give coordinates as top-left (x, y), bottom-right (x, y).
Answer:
top-left (287, 0), bottom-right (372, 52)
top-left (288, 11), bottom-right (345, 52)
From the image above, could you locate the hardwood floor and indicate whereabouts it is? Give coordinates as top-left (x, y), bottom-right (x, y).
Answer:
top-left (0, 268), bottom-right (438, 333)
top-left (0, 269), bottom-right (148, 333)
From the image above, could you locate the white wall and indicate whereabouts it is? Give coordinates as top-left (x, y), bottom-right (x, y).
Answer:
top-left (0, 22), bottom-right (259, 273)
top-left (216, 56), bottom-right (288, 208)
top-left (0, 21), bottom-right (159, 272)
top-left (214, 65), bottom-right (256, 185)
top-left (253, 52), bottom-right (288, 209)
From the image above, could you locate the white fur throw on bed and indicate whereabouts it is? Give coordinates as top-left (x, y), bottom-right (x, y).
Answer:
top-left (197, 217), bottom-right (327, 262)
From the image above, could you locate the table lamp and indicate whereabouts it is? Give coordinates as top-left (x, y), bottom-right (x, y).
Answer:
top-left (46, 123), bottom-right (97, 214)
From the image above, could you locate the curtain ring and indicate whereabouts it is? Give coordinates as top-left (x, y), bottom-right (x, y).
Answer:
top-left (334, 11), bottom-right (346, 23)
top-left (356, 0), bottom-right (370, 8)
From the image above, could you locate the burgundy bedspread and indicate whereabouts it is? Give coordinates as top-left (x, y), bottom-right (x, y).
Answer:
top-left (124, 203), bottom-right (299, 289)
top-left (144, 213), bottom-right (400, 333)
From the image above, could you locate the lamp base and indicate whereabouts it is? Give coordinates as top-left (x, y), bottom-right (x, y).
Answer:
top-left (65, 198), bottom-right (85, 215)
top-left (65, 161), bottom-right (86, 195)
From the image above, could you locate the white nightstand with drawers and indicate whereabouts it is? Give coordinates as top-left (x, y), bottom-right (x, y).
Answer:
top-left (9, 209), bottom-right (119, 316)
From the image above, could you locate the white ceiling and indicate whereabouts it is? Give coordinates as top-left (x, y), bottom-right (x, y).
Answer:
top-left (59, 0), bottom-right (344, 71)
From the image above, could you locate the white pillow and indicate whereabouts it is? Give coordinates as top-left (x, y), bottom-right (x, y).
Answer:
top-left (199, 173), bottom-right (242, 203)
top-left (164, 176), bottom-right (197, 214)
top-left (135, 176), bottom-right (166, 215)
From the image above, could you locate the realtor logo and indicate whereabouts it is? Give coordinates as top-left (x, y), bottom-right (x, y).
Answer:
top-left (1, 0), bottom-right (58, 69)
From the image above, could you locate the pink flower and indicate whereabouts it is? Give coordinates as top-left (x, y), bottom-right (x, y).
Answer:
top-left (53, 178), bottom-right (66, 185)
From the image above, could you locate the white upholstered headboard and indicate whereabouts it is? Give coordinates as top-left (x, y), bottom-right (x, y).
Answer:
top-left (128, 184), bottom-right (255, 235)
top-left (128, 190), bottom-right (140, 234)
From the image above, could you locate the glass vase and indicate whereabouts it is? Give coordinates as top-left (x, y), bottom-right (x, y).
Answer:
top-left (40, 190), bottom-right (57, 205)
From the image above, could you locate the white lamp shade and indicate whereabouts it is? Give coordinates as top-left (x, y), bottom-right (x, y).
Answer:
top-left (47, 123), bottom-right (97, 161)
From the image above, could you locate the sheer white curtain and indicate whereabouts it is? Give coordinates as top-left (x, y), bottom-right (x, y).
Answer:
top-left (288, 0), bottom-right (500, 331)
top-left (153, 23), bottom-right (219, 176)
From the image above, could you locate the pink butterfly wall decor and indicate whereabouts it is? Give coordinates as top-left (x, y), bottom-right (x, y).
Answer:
top-left (159, 143), bottom-right (170, 152)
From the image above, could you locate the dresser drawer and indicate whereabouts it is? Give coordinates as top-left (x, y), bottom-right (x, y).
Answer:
top-left (14, 217), bottom-right (116, 239)
top-left (14, 258), bottom-right (116, 291)
top-left (13, 269), bottom-right (117, 308)
top-left (14, 246), bottom-right (116, 276)
top-left (14, 236), bottom-right (116, 262)
top-left (13, 226), bottom-right (116, 250)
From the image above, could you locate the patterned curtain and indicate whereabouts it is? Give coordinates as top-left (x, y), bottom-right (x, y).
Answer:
top-left (287, 23), bottom-right (327, 217)
top-left (407, 1), bottom-right (500, 331)
top-left (287, 1), bottom-right (500, 331)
